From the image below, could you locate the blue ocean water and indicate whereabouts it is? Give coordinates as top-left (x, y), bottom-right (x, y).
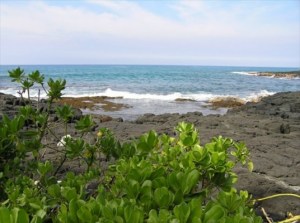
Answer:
top-left (0, 65), bottom-right (299, 119)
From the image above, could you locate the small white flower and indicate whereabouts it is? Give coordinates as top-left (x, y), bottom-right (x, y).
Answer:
top-left (34, 180), bottom-right (39, 185)
top-left (57, 135), bottom-right (72, 147)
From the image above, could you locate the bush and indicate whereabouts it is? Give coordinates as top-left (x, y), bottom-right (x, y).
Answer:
top-left (0, 68), bottom-right (261, 223)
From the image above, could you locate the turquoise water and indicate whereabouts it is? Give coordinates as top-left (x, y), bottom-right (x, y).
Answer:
top-left (1, 65), bottom-right (299, 119)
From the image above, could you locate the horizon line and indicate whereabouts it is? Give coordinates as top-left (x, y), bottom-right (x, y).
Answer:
top-left (0, 63), bottom-right (299, 69)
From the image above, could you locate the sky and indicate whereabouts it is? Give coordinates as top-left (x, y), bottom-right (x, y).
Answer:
top-left (0, 0), bottom-right (299, 67)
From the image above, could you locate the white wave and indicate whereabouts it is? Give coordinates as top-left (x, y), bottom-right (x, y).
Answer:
top-left (243, 90), bottom-right (275, 102)
top-left (0, 88), bottom-right (48, 98)
top-left (64, 88), bottom-right (218, 101)
top-left (277, 76), bottom-right (300, 80)
top-left (207, 90), bottom-right (275, 104)
top-left (0, 87), bottom-right (276, 104)
top-left (65, 88), bottom-right (276, 103)
top-left (0, 88), bottom-right (18, 96)
top-left (231, 71), bottom-right (258, 76)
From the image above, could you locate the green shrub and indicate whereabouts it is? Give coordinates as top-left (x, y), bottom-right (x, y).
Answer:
top-left (0, 68), bottom-right (261, 223)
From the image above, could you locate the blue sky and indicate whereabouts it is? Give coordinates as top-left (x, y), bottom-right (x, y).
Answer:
top-left (0, 0), bottom-right (299, 67)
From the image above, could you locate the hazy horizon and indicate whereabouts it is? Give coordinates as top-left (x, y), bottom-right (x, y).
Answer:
top-left (1, 64), bottom-right (299, 69)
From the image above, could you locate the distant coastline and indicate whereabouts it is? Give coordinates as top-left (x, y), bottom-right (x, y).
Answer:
top-left (255, 70), bottom-right (300, 79)
top-left (232, 70), bottom-right (300, 79)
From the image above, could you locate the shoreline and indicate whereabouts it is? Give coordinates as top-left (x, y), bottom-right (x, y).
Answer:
top-left (56, 96), bottom-right (131, 112)
top-left (54, 94), bottom-right (268, 121)
top-left (246, 70), bottom-right (300, 79)
top-left (257, 70), bottom-right (300, 79)
top-left (0, 91), bottom-right (300, 219)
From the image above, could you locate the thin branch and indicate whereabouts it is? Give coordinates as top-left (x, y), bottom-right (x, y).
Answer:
top-left (37, 89), bottom-right (40, 112)
top-left (278, 215), bottom-right (300, 223)
top-left (41, 83), bottom-right (48, 95)
top-left (255, 193), bottom-right (300, 202)
top-left (46, 125), bottom-right (62, 142)
top-left (261, 207), bottom-right (273, 223)
top-left (54, 154), bottom-right (67, 176)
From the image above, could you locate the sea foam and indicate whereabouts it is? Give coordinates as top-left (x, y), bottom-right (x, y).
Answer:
top-left (64, 88), bottom-right (218, 101)
top-left (231, 71), bottom-right (258, 76)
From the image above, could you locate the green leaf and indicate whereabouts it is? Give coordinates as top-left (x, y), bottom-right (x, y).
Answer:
top-left (152, 177), bottom-right (168, 189)
top-left (217, 191), bottom-right (242, 213)
top-left (19, 130), bottom-right (39, 138)
top-left (29, 202), bottom-right (42, 210)
top-left (66, 138), bottom-right (85, 158)
top-left (57, 204), bottom-right (68, 223)
top-left (188, 198), bottom-right (203, 221)
top-left (137, 141), bottom-right (151, 153)
top-left (248, 161), bottom-right (254, 172)
top-left (47, 184), bottom-right (61, 198)
top-left (8, 67), bottom-right (25, 83)
top-left (114, 216), bottom-right (124, 223)
top-left (19, 105), bottom-right (36, 118)
top-left (125, 180), bottom-right (140, 199)
top-left (148, 209), bottom-right (171, 223)
top-left (174, 202), bottom-right (190, 223)
top-left (35, 210), bottom-right (46, 220)
top-left (37, 161), bottom-right (53, 176)
top-left (182, 135), bottom-right (194, 147)
top-left (168, 172), bottom-right (180, 192)
top-left (30, 215), bottom-right (43, 223)
top-left (28, 70), bottom-right (44, 84)
top-left (124, 205), bottom-right (143, 223)
top-left (61, 187), bottom-right (78, 202)
top-left (75, 115), bottom-right (95, 132)
top-left (56, 104), bottom-right (74, 122)
top-left (35, 113), bottom-right (47, 127)
top-left (12, 208), bottom-right (29, 223)
top-left (183, 169), bottom-right (200, 194)
top-left (147, 130), bottom-right (158, 148)
top-left (0, 207), bottom-right (12, 223)
top-left (137, 130), bottom-right (158, 155)
top-left (147, 209), bottom-right (159, 223)
top-left (203, 205), bottom-right (225, 223)
top-left (154, 187), bottom-right (174, 208)
top-left (47, 78), bottom-right (66, 100)
top-left (77, 206), bottom-right (92, 223)
top-left (22, 79), bottom-right (34, 89)
top-left (101, 206), bottom-right (114, 219)
top-left (68, 199), bottom-right (79, 222)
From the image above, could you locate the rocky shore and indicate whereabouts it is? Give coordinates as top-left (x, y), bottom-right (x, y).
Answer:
top-left (1, 91), bottom-right (300, 221)
top-left (251, 70), bottom-right (300, 79)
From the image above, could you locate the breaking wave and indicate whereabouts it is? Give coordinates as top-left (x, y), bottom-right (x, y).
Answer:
top-left (0, 87), bottom-right (276, 103)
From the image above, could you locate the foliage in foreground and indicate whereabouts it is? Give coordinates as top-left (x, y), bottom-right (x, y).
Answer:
top-left (0, 68), bottom-right (261, 223)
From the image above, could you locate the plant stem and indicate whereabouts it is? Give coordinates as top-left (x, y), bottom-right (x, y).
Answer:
top-left (46, 125), bottom-right (62, 142)
top-left (27, 88), bottom-right (31, 103)
top-left (38, 99), bottom-right (52, 143)
top-left (54, 153), bottom-right (67, 176)
top-left (65, 122), bottom-right (68, 136)
top-left (37, 89), bottom-right (40, 112)
top-left (261, 207), bottom-right (273, 223)
top-left (278, 216), bottom-right (300, 223)
top-left (255, 193), bottom-right (300, 202)
top-left (41, 83), bottom-right (48, 95)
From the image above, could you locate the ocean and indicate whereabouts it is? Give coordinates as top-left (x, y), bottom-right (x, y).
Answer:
top-left (0, 65), bottom-right (299, 120)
